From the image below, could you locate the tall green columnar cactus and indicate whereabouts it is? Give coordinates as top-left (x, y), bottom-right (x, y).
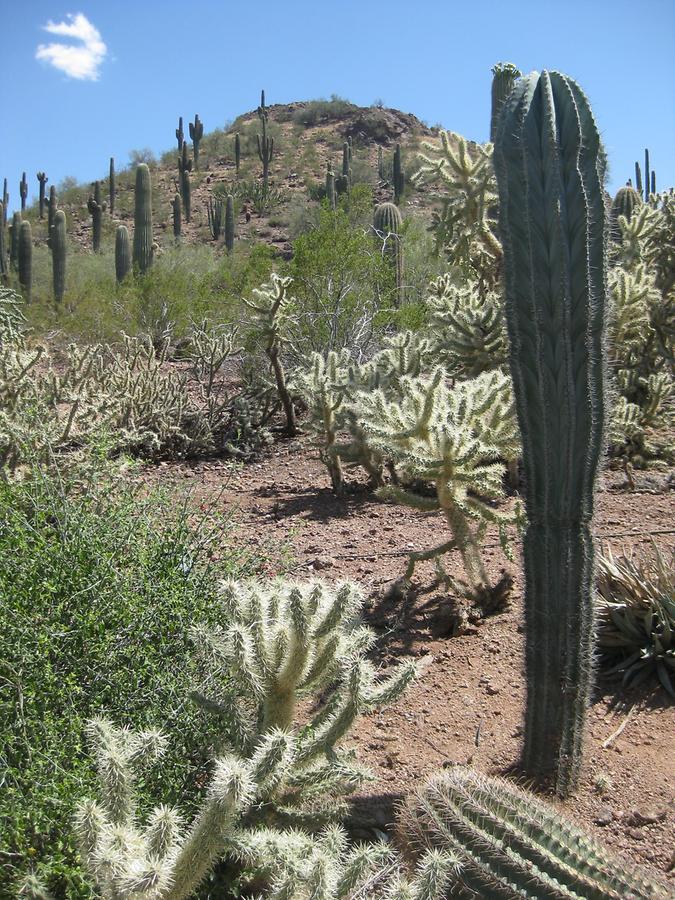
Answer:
top-left (178, 140), bottom-right (192, 178)
top-left (610, 185), bottom-right (643, 243)
top-left (10, 212), bottom-right (21, 271)
top-left (400, 767), bottom-right (670, 899)
top-left (257, 89), bottom-right (274, 190)
top-left (393, 143), bottom-right (405, 204)
top-left (19, 172), bottom-right (28, 211)
top-left (377, 146), bottom-right (384, 181)
top-left (634, 160), bottom-right (643, 195)
top-left (493, 71), bottom-right (608, 796)
top-left (2, 179), bottom-right (7, 226)
top-left (109, 157), bottom-right (115, 216)
top-left (115, 224), bottom-right (131, 283)
top-left (132, 164), bottom-right (153, 274)
top-left (206, 197), bottom-right (224, 240)
top-left (170, 193), bottom-right (181, 241)
top-left (36, 172), bottom-right (48, 219)
top-left (374, 202), bottom-right (404, 304)
top-left (176, 115), bottom-right (184, 150)
top-left (489, 62), bottom-right (522, 142)
top-left (644, 147), bottom-right (650, 201)
top-left (650, 169), bottom-right (656, 195)
top-left (87, 181), bottom-right (106, 252)
top-left (325, 162), bottom-right (336, 210)
top-left (51, 209), bottom-right (67, 303)
top-left (224, 194), bottom-right (235, 252)
top-left (189, 114), bottom-right (204, 170)
top-left (0, 203), bottom-right (7, 284)
top-left (181, 169), bottom-right (191, 223)
top-left (234, 132), bottom-right (241, 174)
top-left (18, 221), bottom-right (32, 302)
top-left (45, 185), bottom-right (57, 247)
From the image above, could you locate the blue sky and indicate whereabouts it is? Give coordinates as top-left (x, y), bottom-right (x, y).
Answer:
top-left (3, 0), bottom-right (674, 207)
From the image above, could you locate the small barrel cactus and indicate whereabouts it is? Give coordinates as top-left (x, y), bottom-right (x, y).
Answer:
top-left (51, 209), bottom-right (67, 303)
top-left (115, 224), bottom-right (131, 283)
top-left (18, 220), bottom-right (32, 302)
top-left (132, 164), bottom-right (153, 274)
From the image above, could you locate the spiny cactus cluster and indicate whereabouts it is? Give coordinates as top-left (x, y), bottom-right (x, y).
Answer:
top-left (399, 766), bottom-right (671, 899)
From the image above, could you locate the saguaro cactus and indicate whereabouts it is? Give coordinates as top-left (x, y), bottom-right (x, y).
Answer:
top-left (87, 181), bottom-right (106, 252)
top-left (2, 179), bottom-right (7, 226)
top-left (51, 209), bottom-right (67, 303)
top-left (9, 212), bottom-right (21, 271)
top-left (115, 224), bottom-right (131, 283)
top-left (37, 172), bottom-right (48, 219)
top-left (374, 202), bottom-right (404, 304)
top-left (494, 71), bottom-right (608, 796)
top-left (393, 143), bottom-right (405, 204)
top-left (18, 221), bottom-right (32, 302)
top-left (109, 157), bottom-right (116, 216)
top-left (0, 202), bottom-right (7, 284)
top-left (19, 172), bottom-right (28, 212)
top-left (610, 185), bottom-right (643, 244)
top-left (175, 115), bottom-right (184, 150)
top-left (45, 186), bottom-right (57, 247)
top-left (225, 194), bottom-right (235, 252)
top-left (206, 197), bottom-right (224, 240)
top-left (234, 132), bottom-right (241, 174)
top-left (181, 169), bottom-right (191, 223)
top-left (489, 62), bottom-right (522, 142)
top-left (170, 193), bottom-right (181, 241)
top-left (189, 114), bottom-right (204, 170)
top-left (256, 89), bottom-right (274, 190)
top-left (132, 164), bottom-right (153, 274)
top-left (325, 162), bottom-right (336, 209)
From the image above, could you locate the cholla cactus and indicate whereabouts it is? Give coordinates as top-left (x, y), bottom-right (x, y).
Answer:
top-left (243, 274), bottom-right (298, 435)
top-left (357, 368), bottom-right (521, 593)
top-left (399, 766), bottom-right (670, 899)
top-left (425, 274), bottom-right (507, 378)
top-left (74, 579), bottom-right (420, 899)
top-left (413, 132), bottom-right (501, 290)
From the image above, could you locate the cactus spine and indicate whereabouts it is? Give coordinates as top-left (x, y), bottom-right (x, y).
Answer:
top-left (19, 172), bottom-right (28, 211)
top-left (109, 157), bottom-right (116, 217)
top-left (170, 193), bottom-right (181, 241)
top-left (10, 212), bottom-right (21, 271)
top-left (494, 71), bottom-right (608, 796)
top-left (176, 115), bottom-right (184, 150)
top-left (36, 172), bottom-right (48, 219)
top-left (400, 767), bottom-right (670, 900)
top-left (325, 162), bottom-right (336, 210)
top-left (234, 132), bottom-right (241, 174)
top-left (132, 164), bottom-right (153, 275)
top-left (256, 89), bottom-right (274, 190)
top-left (115, 224), bottom-right (131, 283)
top-left (374, 202), bottom-right (404, 305)
top-left (18, 221), bottom-right (32, 302)
top-left (489, 62), bottom-right (522, 142)
top-left (393, 143), bottom-right (405, 204)
top-left (225, 194), bottom-right (235, 252)
top-left (0, 203), bottom-right (7, 284)
top-left (87, 181), bottom-right (106, 252)
top-left (51, 209), bottom-right (67, 303)
top-left (189, 114), bottom-right (204, 170)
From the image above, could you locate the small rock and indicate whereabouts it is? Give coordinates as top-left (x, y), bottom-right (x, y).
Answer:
top-left (594, 805), bottom-right (614, 826)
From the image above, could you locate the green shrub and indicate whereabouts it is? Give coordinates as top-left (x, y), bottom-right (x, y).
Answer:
top-left (291, 96), bottom-right (357, 127)
top-left (0, 469), bottom-right (279, 896)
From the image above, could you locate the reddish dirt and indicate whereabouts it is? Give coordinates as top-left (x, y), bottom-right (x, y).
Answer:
top-left (139, 435), bottom-right (675, 884)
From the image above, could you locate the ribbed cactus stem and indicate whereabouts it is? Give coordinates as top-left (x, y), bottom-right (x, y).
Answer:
top-left (400, 767), bottom-right (670, 900)
top-left (489, 62), bottom-right (522, 142)
top-left (171, 193), bottom-right (182, 241)
top-left (342, 142), bottom-right (350, 177)
top-left (644, 148), bottom-right (650, 201)
top-left (650, 169), bottom-right (656, 195)
top-left (374, 202), bottom-right (404, 305)
top-left (225, 194), bottom-right (235, 252)
top-left (18, 220), bottom-right (32, 302)
top-left (132, 164), bottom-right (153, 275)
top-left (37, 172), bottom-right (48, 219)
top-left (377, 146), bottom-right (384, 181)
top-left (46, 186), bottom-right (57, 247)
top-left (494, 70), bottom-right (608, 796)
top-left (2, 179), bottom-right (7, 226)
top-left (189, 114), bottom-right (204, 170)
top-left (19, 172), bottom-right (28, 211)
top-left (256, 89), bottom-right (274, 190)
top-left (176, 116), bottom-right (184, 150)
top-left (610, 186), bottom-right (642, 243)
top-left (51, 209), bottom-right (67, 303)
top-left (181, 170), bottom-right (191, 223)
top-left (634, 160), bottom-right (643, 195)
top-left (109, 157), bottom-right (116, 216)
top-left (235, 132), bottom-right (241, 174)
top-left (115, 224), bottom-right (131, 283)
top-left (87, 181), bottom-right (106, 252)
top-left (0, 203), bottom-right (7, 284)
top-left (10, 212), bottom-right (21, 271)
top-left (393, 144), bottom-right (405, 204)
top-left (326, 163), bottom-right (336, 210)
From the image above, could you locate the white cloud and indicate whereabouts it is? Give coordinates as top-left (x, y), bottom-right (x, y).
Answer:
top-left (36, 13), bottom-right (107, 81)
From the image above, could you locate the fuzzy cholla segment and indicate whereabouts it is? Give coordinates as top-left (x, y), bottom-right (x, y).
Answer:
top-left (192, 579), bottom-right (418, 826)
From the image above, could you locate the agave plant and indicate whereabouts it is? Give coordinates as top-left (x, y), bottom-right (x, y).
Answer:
top-left (596, 543), bottom-right (675, 695)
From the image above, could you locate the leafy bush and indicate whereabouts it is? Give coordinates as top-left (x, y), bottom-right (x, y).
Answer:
top-left (0, 470), bottom-right (274, 896)
top-left (291, 96), bottom-right (357, 127)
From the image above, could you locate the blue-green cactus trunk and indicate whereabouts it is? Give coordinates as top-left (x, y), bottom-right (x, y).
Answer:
top-left (494, 70), bottom-right (608, 796)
